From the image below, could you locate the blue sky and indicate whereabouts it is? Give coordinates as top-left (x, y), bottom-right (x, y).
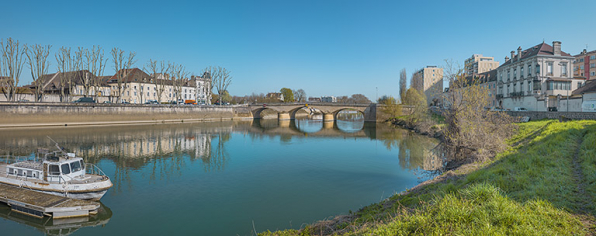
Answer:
top-left (2, 0), bottom-right (595, 100)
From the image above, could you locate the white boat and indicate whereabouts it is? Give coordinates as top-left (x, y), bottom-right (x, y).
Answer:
top-left (0, 145), bottom-right (113, 201)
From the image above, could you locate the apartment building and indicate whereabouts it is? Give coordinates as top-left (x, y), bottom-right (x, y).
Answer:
top-left (464, 54), bottom-right (500, 76)
top-left (573, 49), bottom-right (596, 80)
top-left (496, 41), bottom-right (585, 111)
top-left (412, 66), bottom-right (444, 105)
top-left (108, 68), bottom-right (196, 104)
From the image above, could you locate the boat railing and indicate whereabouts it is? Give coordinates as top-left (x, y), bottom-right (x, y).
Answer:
top-left (85, 164), bottom-right (108, 179)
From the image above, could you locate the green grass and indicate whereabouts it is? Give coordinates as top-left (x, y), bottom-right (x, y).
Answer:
top-left (260, 120), bottom-right (596, 236)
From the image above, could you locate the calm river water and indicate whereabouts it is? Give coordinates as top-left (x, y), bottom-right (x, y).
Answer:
top-left (0, 116), bottom-right (443, 235)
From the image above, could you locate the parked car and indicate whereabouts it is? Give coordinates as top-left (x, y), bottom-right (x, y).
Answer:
top-left (73, 97), bottom-right (96, 103)
top-left (513, 107), bottom-right (527, 111)
top-left (144, 100), bottom-right (158, 104)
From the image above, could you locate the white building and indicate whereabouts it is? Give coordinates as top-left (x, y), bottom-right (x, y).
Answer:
top-left (321, 96), bottom-right (337, 103)
top-left (190, 72), bottom-right (212, 105)
top-left (496, 41), bottom-right (586, 111)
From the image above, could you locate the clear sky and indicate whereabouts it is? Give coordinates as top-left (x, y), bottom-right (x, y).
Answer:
top-left (2, 0), bottom-right (595, 101)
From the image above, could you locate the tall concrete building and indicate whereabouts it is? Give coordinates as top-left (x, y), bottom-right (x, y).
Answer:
top-left (573, 49), bottom-right (596, 80)
top-left (412, 66), bottom-right (443, 105)
top-left (464, 54), bottom-right (500, 76)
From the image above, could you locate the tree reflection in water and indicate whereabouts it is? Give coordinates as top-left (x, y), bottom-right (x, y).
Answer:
top-left (0, 121), bottom-right (445, 192)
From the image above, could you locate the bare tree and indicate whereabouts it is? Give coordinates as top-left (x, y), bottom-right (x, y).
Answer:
top-left (144, 59), bottom-right (170, 103)
top-left (442, 59), bottom-right (515, 163)
top-left (208, 66), bottom-right (232, 104)
top-left (85, 46), bottom-right (107, 100)
top-left (26, 44), bottom-right (52, 102)
top-left (294, 89), bottom-right (306, 102)
top-left (170, 63), bottom-right (189, 103)
top-left (399, 68), bottom-right (407, 103)
top-left (55, 47), bottom-right (79, 102)
top-left (0, 38), bottom-right (26, 101)
top-left (111, 47), bottom-right (136, 103)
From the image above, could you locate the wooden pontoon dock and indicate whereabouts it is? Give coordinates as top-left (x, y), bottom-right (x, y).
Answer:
top-left (0, 183), bottom-right (100, 219)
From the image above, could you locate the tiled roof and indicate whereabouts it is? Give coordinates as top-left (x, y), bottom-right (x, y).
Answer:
top-left (499, 42), bottom-right (572, 68)
top-left (108, 68), bottom-right (151, 83)
top-left (572, 79), bottom-right (596, 95)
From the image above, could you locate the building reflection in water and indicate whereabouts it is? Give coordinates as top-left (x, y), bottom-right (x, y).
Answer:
top-left (0, 120), bottom-right (444, 191)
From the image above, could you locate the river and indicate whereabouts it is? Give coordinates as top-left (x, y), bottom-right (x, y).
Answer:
top-left (0, 115), bottom-right (443, 235)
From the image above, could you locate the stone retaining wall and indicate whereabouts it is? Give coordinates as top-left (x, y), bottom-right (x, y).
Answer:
top-left (0, 102), bottom-right (251, 128)
top-left (507, 111), bottom-right (596, 121)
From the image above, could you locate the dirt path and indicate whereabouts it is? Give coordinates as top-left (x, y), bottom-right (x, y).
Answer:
top-left (570, 129), bottom-right (595, 235)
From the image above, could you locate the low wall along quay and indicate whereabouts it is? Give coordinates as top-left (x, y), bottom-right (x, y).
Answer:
top-left (507, 111), bottom-right (596, 121)
top-left (0, 102), bottom-right (240, 128)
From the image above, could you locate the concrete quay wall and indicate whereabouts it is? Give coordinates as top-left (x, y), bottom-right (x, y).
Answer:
top-left (0, 102), bottom-right (250, 128)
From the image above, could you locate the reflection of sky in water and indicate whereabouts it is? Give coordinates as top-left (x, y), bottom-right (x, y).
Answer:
top-left (0, 121), bottom-right (443, 236)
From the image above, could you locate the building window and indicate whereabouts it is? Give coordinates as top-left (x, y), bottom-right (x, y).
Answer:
top-left (536, 65), bottom-right (540, 75)
top-left (528, 65), bottom-right (532, 77)
top-left (578, 82), bottom-right (583, 88)
top-left (547, 62), bottom-right (553, 75)
top-left (528, 81), bottom-right (532, 92)
top-left (561, 63), bottom-right (567, 76)
top-left (581, 65), bottom-right (584, 70)
top-left (580, 58), bottom-right (584, 62)
top-left (591, 55), bottom-right (595, 60)
top-left (513, 68), bottom-right (517, 79)
top-left (592, 71), bottom-right (596, 76)
top-left (591, 63), bottom-right (595, 68)
top-left (521, 67), bottom-right (524, 78)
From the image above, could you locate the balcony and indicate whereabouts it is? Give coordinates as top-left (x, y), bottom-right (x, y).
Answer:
top-left (496, 94), bottom-right (504, 99)
top-left (509, 91), bottom-right (524, 98)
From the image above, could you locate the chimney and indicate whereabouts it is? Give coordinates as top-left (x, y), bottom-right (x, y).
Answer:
top-left (553, 41), bottom-right (561, 56)
top-left (510, 51), bottom-right (515, 61)
top-left (505, 56), bottom-right (509, 62)
top-left (517, 46), bottom-right (522, 60)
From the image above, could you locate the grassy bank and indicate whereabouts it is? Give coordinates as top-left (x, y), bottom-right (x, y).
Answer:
top-left (260, 120), bottom-right (596, 235)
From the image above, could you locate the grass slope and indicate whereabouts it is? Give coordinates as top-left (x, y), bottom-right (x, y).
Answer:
top-left (261, 120), bottom-right (596, 236)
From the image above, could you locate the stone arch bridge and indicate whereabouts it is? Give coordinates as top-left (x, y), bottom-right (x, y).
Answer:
top-left (245, 103), bottom-right (392, 122)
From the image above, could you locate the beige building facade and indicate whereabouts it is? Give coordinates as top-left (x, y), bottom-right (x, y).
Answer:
top-left (497, 41), bottom-right (586, 111)
top-left (412, 66), bottom-right (443, 105)
top-left (465, 54), bottom-right (500, 76)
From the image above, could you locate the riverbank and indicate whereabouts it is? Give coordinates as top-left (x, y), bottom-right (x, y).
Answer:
top-left (0, 102), bottom-right (250, 128)
top-left (261, 119), bottom-right (596, 235)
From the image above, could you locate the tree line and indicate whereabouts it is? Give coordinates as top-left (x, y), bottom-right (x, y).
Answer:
top-left (0, 37), bottom-right (232, 103)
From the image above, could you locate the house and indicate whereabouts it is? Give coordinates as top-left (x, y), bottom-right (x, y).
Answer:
top-left (266, 92), bottom-right (284, 102)
top-left (572, 80), bottom-right (596, 112)
top-left (496, 41), bottom-right (585, 111)
top-left (190, 72), bottom-right (212, 105)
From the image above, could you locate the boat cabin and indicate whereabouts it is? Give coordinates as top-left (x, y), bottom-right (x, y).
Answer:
top-left (5, 151), bottom-right (86, 182)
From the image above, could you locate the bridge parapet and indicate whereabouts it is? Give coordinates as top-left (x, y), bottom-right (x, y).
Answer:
top-left (242, 103), bottom-right (401, 122)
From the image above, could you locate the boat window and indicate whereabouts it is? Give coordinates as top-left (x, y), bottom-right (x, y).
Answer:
top-left (80, 160), bottom-right (85, 169)
top-left (8, 168), bottom-right (14, 175)
top-left (70, 161), bottom-right (82, 172)
top-left (61, 163), bottom-right (71, 175)
top-left (49, 165), bottom-right (60, 175)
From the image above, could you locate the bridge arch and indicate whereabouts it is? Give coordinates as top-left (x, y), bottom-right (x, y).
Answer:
top-left (251, 107), bottom-right (281, 119)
